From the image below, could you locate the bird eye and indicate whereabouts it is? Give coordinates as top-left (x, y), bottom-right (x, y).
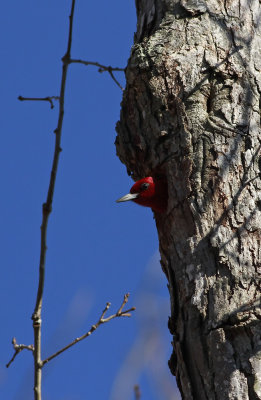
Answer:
top-left (140, 182), bottom-right (150, 191)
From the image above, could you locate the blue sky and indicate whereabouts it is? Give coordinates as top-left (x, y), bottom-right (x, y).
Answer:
top-left (0, 1), bottom-right (180, 399)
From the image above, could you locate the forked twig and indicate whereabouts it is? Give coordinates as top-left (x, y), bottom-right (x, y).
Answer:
top-left (6, 338), bottom-right (34, 368)
top-left (69, 58), bottom-right (125, 90)
top-left (69, 58), bottom-right (124, 72)
top-left (42, 293), bottom-right (135, 366)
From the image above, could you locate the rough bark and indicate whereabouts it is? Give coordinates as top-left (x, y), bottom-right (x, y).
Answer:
top-left (115, 1), bottom-right (261, 399)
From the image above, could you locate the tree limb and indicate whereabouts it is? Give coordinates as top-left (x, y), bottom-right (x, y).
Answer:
top-left (69, 58), bottom-right (125, 90)
top-left (18, 96), bottom-right (60, 109)
top-left (31, 1), bottom-right (76, 398)
top-left (42, 293), bottom-right (135, 366)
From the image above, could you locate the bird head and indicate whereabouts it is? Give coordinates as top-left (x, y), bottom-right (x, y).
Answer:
top-left (116, 176), bottom-right (167, 213)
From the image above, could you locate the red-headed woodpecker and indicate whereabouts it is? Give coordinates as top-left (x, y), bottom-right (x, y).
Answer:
top-left (116, 176), bottom-right (167, 213)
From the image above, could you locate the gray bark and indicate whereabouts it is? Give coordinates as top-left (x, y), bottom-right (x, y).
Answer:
top-left (116, 1), bottom-right (261, 399)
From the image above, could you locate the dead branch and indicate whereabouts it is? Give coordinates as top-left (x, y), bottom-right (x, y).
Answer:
top-left (9, 2), bottom-right (131, 399)
top-left (30, 1), bottom-right (76, 398)
top-left (69, 58), bottom-right (125, 90)
top-left (6, 337), bottom-right (34, 368)
top-left (18, 96), bottom-right (60, 109)
top-left (42, 293), bottom-right (135, 366)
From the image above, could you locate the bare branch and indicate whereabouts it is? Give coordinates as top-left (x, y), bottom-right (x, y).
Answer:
top-left (107, 69), bottom-right (125, 91)
top-left (6, 337), bottom-right (34, 368)
top-left (69, 58), bottom-right (125, 90)
top-left (42, 293), bottom-right (135, 366)
top-left (18, 96), bottom-right (60, 109)
top-left (31, 0), bottom-right (76, 398)
top-left (15, 1), bottom-right (129, 398)
top-left (69, 58), bottom-right (124, 72)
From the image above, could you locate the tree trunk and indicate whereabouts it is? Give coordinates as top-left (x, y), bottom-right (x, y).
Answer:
top-left (115, 1), bottom-right (261, 399)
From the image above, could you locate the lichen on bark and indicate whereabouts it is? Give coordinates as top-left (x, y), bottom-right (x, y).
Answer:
top-left (116, 1), bottom-right (261, 399)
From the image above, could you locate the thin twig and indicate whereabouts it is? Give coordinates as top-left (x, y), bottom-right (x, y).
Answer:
top-left (69, 58), bottom-right (124, 72)
top-left (107, 69), bottom-right (125, 91)
top-left (31, 1), bottom-right (76, 399)
top-left (18, 96), bottom-right (60, 109)
top-left (6, 338), bottom-right (34, 368)
top-left (42, 293), bottom-right (135, 366)
top-left (69, 58), bottom-right (125, 90)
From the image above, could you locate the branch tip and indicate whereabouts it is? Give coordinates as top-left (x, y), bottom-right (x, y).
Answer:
top-left (41, 293), bottom-right (135, 366)
top-left (18, 95), bottom-right (59, 109)
top-left (6, 337), bottom-right (34, 368)
top-left (69, 58), bottom-right (125, 90)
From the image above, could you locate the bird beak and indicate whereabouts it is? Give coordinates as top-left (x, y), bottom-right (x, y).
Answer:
top-left (116, 193), bottom-right (139, 203)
